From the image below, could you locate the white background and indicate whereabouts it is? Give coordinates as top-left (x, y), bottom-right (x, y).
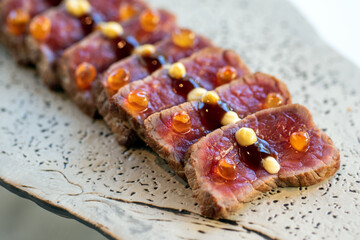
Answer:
top-left (289, 0), bottom-right (360, 68)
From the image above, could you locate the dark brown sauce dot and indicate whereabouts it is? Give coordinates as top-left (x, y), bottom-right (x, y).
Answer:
top-left (46, 0), bottom-right (62, 5)
top-left (171, 76), bottom-right (200, 98)
top-left (239, 138), bottom-right (275, 171)
top-left (112, 35), bottom-right (139, 60)
top-left (198, 101), bottom-right (232, 130)
top-left (139, 53), bottom-right (167, 73)
top-left (78, 13), bottom-right (101, 35)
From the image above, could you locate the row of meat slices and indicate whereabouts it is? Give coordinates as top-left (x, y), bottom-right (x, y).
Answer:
top-left (0, 0), bottom-right (340, 218)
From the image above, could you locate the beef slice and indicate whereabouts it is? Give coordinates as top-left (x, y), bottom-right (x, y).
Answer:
top-left (185, 104), bottom-right (340, 218)
top-left (58, 9), bottom-right (177, 117)
top-left (110, 47), bottom-right (251, 145)
top-left (144, 73), bottom-right (291, 178)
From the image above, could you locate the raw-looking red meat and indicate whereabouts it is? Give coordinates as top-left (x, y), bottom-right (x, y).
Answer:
top-left (93, 31), bottom-right (213, 132)
top-left (26, 0), bottom-right (148, 89)
top-left (144, 73), bottom-right (291, 178)
top-left (58, 9), bottom-right (177, 117)
top-left (0, 0), bottom-right (62, 64)
top-left (185, 104), bottom-right (340, 218)
top-left (110, 47), bottom-right (251, 145)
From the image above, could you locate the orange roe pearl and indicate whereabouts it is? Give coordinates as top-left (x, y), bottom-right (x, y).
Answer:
top-left (172, 28), bottom-right (196, 48)
top-left (263, 92), bottom-right (283, 109)
top-left (172, 111), bottom-right (192, 133)
top-left (75, 62), bottom-right (97, 90)
top-left (127, 90), bottom-right (149, 111)
top-left (139, 9), bottom-right (160, 32)
top-left (107, 68), bottom-right (130, 91)
top-left (215, 158), bottom-right (237, 181)
top-left (290, 131), bottom-right (310, 152)
top-left (29, 16), bottom-right (51, 41)
top-left (119, 4), bottom-right (137, 21)
top-left (6, 9), bottom-right (30, 36)
top-left (216, 66), bottom-right (237, 84)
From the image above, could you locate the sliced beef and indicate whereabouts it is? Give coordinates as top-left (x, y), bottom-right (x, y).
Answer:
top-left (144, 73), bottom-right (291, 178)
top-left (26, 0), bottom-right (148, 90)
top-left (0, 0), bottom-right (61, 64)
top-left (58, 10), bottom-right (177, 117)
top-left (184, 104), bottom-right (340, 218)
top-left (93, 33), bottom-right (213, 134)
top-left (110, 47), bottom-right (251, 145)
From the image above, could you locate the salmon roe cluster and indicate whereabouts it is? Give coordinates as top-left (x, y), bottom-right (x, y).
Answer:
top-left (215, 158), bottom-right (237, 181)
top-left (172, 28), bottom-right (195, 48)
top-left (127, 90), bottom-right (149, 111)
top-left (139, 9), bottom-right (160, 32)
top-left (216, 66), bottom-right (237, 84)
top-left (6, 9), bottom-right (30, 35)
top-left (290, 131), bottom-right (310, 152)
top-left (263, 92), bottom-right (283, 109)
top-left (75, 62), bottom-right (97, 90)
top-left (107, 68), bottom-right (130, 91)
top-left (172, 111), bottom-right (192, 133)
top-left (119, 4), bottom-right (137, 21)
top-left (29, 16), bottom-right (51, 41)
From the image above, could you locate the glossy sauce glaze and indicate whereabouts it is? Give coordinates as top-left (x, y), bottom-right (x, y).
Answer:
top-left (46, 0), bottom-right (62, 5)
top-left (78, 13), bottom-right (101, 35)
top-left (209, 137), bottom-right (276, 181)
top-left (111, 35), bottom-right (139, 60)
top-left (198, 101), bottom-right (232, 130)
top-left (139, 52), bottom-right (167, 73)
top-left (239, 138), bottom-right (274, 171)
top-left (171, 76), bottom-right (200, 98)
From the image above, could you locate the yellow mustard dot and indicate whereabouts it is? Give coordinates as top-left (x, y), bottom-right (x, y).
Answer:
top-left (201, 91), bottom-right (220, 105)
top-left (65, 0), bottom-right (91, 17)
top-left (187, 87), bottom-right (207, 102)
top-left (262, 156), bottom-right (280, 174)
top-left (221, 111), bottom-right (240, 126)
top-left (235, 127), bottom-right (257, 147)
top-left (168, 62), bottom-right (186, 79)
top-left (99, 22), bottom-right (123, 39)
top-left (134, 44), bottom-right (156, 56)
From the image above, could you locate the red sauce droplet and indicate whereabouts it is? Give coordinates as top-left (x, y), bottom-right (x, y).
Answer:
top-left (127, 90), bottom-right (149, 112)
top-left (29, 16), bottom-right (51, 41)
top-left (75, 62), bottom-right (97, 90)
top-left (263, 92), bottom-right (284, 109)
top-left (6, 9), bottom-right (30, 36)
top-left (107, 68), bottom-right (130, 92)
top-left (172, 111), bottom-right (192, 133)
top-left (172, 28), bottom-right (196, 48)
top-left (138, 53), bottom-right (167, 73)
top-left (216, 66), bottom-right (237, 85)
top-left (119, 4), bottom-right (137, 21)
top-left (215, 158), bottom-right (237, 181)
top-left (139, 9), bottom-right (160, 32)
top-left (171, 76), bottom-right (200, 98)
top-left (290, 131), bottom-right (310, 152)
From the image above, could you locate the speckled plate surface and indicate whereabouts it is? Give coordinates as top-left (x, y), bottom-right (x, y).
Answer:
top-left (1, 0), bottom-right (360, 239)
